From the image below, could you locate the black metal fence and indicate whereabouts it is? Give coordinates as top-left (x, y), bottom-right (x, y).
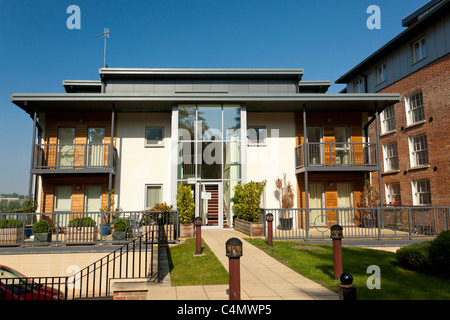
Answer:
top-left (0, 210), bottom-right (178, 247)
top-left (263, 206), bottom-right (450, 240)
top-left (0, 212), bottom-right (171, 300)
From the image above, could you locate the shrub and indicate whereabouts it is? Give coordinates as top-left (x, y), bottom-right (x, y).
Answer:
top-left (176, 184), bottom-right (195, 224)
top-left (429, 230), bottom-right (450, 278)
top-left (68, 217), bottom-right (97, 227)
top-left (233, 180), bottom-right (266, 222)
top-left (0, 218), bottom-right (23, 228)
top-left (396, 241), bottom-right (434, 274)
top-left (113, 219), bottom-right (130, 232)
top-left (33, 220), bottom-right (50, 234)
top-left (150, 202), bottom-right (173, 212)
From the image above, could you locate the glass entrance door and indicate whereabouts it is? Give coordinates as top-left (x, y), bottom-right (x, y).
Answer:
top-left (196, 182), bottom-right (223, 229)
top-left (87, 128), bottom-right (105, 167)
top-left (58, 128), bottom-right (75, 168)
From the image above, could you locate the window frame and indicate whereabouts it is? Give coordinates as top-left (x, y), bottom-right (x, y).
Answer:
top-left (383, 142), bottom-right (399, 172)
top-left (145, 184), bottom-right (163, 210)
top-left (385, 183), bottom-right (401, 205)
top-left (405, 91), bottom-right (425, 125)
top-left (412, 179), bottom-right (431, 206)
top-left (247, 126), bottom-right (267, 146)
top-left (54, 185), bottom-right (72, 212)
top-left (376, 63), bottom-right (387, 85)
top-left (409, 134), bottom-right (428, 168)
top-left (145, 126), bottom-right (165, 147)
top-left (353, 77), bottom-right (364, 93)
top-left (380, 105), bottom-right (396, 134)
top-left (412, 37), bottom-right (427, 64)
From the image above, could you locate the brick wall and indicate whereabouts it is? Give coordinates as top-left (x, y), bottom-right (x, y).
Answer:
top-left (369, 53), bottom-right (450, 206)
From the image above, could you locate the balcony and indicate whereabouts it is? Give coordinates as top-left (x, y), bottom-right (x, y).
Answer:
top-left (32, 143), bottom-right (118, 174)
top-left (295, 142), bottom-right (379, 172)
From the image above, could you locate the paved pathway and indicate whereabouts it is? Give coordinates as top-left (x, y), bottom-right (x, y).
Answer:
top-left (147, 229), bottom-right (338, 300)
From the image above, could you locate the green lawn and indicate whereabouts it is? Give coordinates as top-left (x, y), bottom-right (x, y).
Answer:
top-left (245, 238), bottom-right (450, 300)
top-left (167, 238), bottom-right (229, 286)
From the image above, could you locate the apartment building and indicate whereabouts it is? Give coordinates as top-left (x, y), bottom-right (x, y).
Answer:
top-left (336, 0), bottom-right (450, 207)
top-left (11, 68), bottom-right (400, 230)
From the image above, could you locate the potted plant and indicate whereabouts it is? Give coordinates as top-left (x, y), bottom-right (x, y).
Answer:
top-left (140, 202), bottom-right (174, 236)
top-left (233, 180), bottom-right (266, 236)
top-left (33, 220), bottom-right (52, 243)
top-left (112, 218), bottom-right (130, 241)
top-left (65, 217), bottom-right (98, 243)
top-left (275, 173), bottom-right (294, 230)
top-left (176, 184), bottom-right (195, 238)
top-left (0, 218), bottom-right (24, 245)
top-left (14, 200), bottom-right (38, 238)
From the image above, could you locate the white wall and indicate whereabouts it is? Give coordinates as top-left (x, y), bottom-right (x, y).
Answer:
top-left (246, 112), bottom-right (297, 209)
top-left (115, 113), bottom-right (172, 211)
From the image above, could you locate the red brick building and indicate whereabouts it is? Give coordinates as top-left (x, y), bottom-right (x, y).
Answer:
top-left (336, 0), bottom-right (450, 207)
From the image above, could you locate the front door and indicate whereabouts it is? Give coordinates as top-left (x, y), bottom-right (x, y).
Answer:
top-left (309, 183), bottom-right (325, 226)
top-left (196, 182), bottom-right (223, 229)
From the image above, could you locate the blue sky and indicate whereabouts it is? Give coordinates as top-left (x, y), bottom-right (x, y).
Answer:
top-left (0, 0), bottom-right (427, 194)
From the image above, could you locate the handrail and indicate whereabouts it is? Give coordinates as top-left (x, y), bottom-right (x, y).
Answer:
top-left (296, 142), bottom-right (377, 168)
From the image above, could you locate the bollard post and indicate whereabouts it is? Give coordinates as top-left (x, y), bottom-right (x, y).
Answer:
top-left (338, 272), bottom-right (357, 300)
top-left (266, 213), bottom-right (274, 246)
top-left (226, 237), bottom-right (243, 300)
top-left (330, 225), bottom-right (343, 280)
top-left (194, 217), bottom-right (203, 255)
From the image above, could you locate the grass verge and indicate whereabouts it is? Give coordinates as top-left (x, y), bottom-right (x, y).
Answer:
top-left (167, 238), bottom-right (229, 286)
top-left (245, 238), bottom-right (450, 300)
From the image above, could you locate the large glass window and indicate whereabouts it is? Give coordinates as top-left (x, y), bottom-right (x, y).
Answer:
top-left (177, 105), bottom-right (241, 181)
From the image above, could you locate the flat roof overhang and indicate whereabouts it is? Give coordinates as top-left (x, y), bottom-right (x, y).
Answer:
top-left (99, 68), bottom-right (305, 81)
top-left (11, 92), bottom-right (402, 116)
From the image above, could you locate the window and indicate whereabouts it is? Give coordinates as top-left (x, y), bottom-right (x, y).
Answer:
top-left (383, 142), bottom-right (399, 171)
top-left (145, 185), bottom-right (162, 209)
top-left (380, 105), bottom-right (396, 133)
top-left (412, 37), bottom-right (427, 64)
top-left (247, 126), bottom-right (267, 146)
top-left (406, 91), bottom-right (425, 125)
top-left (376, 63), bottom-right (386, 84)
top-left (386, 183), bottom-right (401, 205)
top-left (353, 78), bottom-right (364, 93)
top-left (54, 186), bottom-right (72, 211)
top-left (409, 134), bottom-right (428, 167)
top-left (145, 126), bottom-right (164, 146)
top-left (412, 180), bottom-right (431, 205)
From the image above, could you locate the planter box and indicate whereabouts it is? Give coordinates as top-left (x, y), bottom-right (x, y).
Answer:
top-left (279, 218), bottom-right (293, 230)
top-left (112, 231), bottom-right (128, 241)
top-left (34, 232), bottom-right (52, 243)
top-left (142, 224), bottom-right (176, 239)
top-left (234, 219), bottom-right (264, 237)
top-left (179, 223), bottom-right (194, 238)
top-left (65, 226), bottom-right (98, 243)
top-left (0, 228), bottom-right (24, 245)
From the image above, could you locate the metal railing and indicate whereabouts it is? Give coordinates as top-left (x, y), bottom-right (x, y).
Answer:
top-left (0, 211), bottom-right (179, 247)
top-left (0, 213), bottom-right (170, 300)
top-left (33, 143), bottom-right (118, 171)
top-left (263, 206), bottom-right (450, 240)
top-left (295, 142), bottom-right (377, 169)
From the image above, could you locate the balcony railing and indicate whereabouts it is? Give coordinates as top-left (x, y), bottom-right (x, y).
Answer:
top-left (32, 143), bottom-right (118, 173)
top-left (295, 142), bottom-right (378, 170)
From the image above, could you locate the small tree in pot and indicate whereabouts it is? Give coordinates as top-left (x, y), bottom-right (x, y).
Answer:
top-left (176, 184), bottom-right (195, 238)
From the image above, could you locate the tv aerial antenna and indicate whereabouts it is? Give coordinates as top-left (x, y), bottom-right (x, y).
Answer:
top-left (96, 28), bottom-right (110, 68)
